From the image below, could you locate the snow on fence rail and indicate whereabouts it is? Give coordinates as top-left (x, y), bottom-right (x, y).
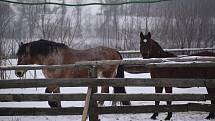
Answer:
top-left (1, 59), bottom-right (215, 121)
top-left (119, 47), bottom-right (215, 55)
top-left (2, 56), bottom-right (215, 74)
top-left (1, 56), bottom-right (215, 70)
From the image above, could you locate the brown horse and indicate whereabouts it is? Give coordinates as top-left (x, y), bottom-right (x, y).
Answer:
top-left (15, 39), bottom-right (130, 107)
top-left (140, 32), bottom-right (215, 120)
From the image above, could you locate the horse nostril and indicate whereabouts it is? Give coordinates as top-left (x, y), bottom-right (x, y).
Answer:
top-left (15, 70), bottom-right (24, 77)
top-left (17, 72), bottom-right (21, 76)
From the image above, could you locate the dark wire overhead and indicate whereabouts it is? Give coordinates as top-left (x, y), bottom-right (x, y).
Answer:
top-left (0, 0), bottom-right (172, 6)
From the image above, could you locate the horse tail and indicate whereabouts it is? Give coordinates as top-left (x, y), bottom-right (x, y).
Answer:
top-left (116, 64), bottom-right (124, 78)
top-left (116, 51), bottom-right (124, 78)
top-left (113, 51), bottom-right (131, 105)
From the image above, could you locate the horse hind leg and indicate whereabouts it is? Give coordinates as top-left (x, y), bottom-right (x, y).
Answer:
top-left (98, 86), bottom-right (109, 106)
top-left (206, 88), bottom-right (215, 119)
top-left (164, 87), bottom-right (173, 120)
top-left (114, 65), bottom-right (131, 106)
top-left (206, 112), bottom-right (215, 120)
top-left (45, 86), bottom-right (61, 108)
top-left (52, 86), bottom-right (61, 107)
top-left (151, 87), bottom-right (163, 120)
top-left (45, 87), bottom-right (57, 107)
top-left (113, 87), bottom-right (131, 106)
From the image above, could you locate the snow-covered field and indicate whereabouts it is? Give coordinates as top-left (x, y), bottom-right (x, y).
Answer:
top-left (0, 59), bottom-right (213, 121)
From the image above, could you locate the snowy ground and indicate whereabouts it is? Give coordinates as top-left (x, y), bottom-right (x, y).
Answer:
top-left (0, 60), bottom-right (214, 121)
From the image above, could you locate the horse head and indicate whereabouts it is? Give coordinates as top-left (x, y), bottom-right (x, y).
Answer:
top-left (15, 39), bottom-right (69, 77)
top-left (15, 42), bottom-right (34, 77)
top-left (140, 32), bottom-right (165, 58)
top-left (140, 32), bottom-right (153, 58)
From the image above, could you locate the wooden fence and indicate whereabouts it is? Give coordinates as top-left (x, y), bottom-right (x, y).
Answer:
top-left (1, 59), bottom-right (215, 121)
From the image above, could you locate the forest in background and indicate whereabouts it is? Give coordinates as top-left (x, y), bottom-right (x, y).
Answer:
top-left (0, 0), bottom-right (215, 59)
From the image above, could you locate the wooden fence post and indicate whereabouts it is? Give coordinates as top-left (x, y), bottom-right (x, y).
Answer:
top-left (89, 65), bottom-right (99, 121)
top-left (82, 65), bottom-right (99, 121)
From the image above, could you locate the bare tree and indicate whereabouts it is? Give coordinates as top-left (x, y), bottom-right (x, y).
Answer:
top-left (74, 0), bottom-right (83, 38)
top-left (0, 2), bottom-right (14, 79)
top-left (0, 3), bottom-right (14, 56)
top-left (1, 0), bottom-right (215, 60)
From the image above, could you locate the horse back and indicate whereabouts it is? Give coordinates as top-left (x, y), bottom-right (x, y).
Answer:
top-left (63, 46), bottom-right (121, 63)
top-left (55, 46), bottom-right (122, 78)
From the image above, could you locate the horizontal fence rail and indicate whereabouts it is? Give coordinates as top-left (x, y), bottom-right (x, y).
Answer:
top-left (0, 107), bottom-right (84, 116)
top-left (98, 103), bottom-right (215, 114)
top-left (1, 103), bottom-right (215, 116)
top-left (1, 78), bottom-right (215, 88)
top-left (119, 47), bottom-right (215, 54)
top-left (2, 57), bottom-right (215, 74)
top-left (0, 93), bottom-right (214, 102)
top-left (119, 48), bottom-right (215, 58)
top-left (2, 56), bottom-right (215, 70)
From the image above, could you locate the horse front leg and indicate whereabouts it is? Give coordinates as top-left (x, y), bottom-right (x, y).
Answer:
top-left (206, 88), bottom-right (215, 119)
top-left (113, 87), bottom-right (131, 106)
top-left (165, 87), bottom-right (173, 120)
top-left (45, 86), bottom-right (61, 108)
top-left (98, 86), bottom-right (109, 106)
top-left (151, 87), bottom-right (163, 120)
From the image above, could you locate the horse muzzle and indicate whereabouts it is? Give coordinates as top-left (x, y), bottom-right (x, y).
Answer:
top-left (15, 70), bottom-right (27, 77)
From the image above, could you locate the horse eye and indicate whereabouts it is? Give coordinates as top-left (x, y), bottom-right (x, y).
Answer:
top-left (20, 55), bottom-right (24, 59)
top-left (21, 53), bottom-right (27, 58)
top-left (143, 39), bottom-right (147, 43)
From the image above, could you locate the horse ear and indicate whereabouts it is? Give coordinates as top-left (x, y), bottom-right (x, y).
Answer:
top-left (18, 42), bottom-right (23, 47)
top-left (140, 32), bottom-right (144, 39)
top-left (148, 32), bottom-right (151, 38)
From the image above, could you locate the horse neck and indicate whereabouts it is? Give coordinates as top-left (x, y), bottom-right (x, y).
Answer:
top-left (149, 43), bottom-right (166, 58)
top-left (151, 40), bottom-right (177, 58)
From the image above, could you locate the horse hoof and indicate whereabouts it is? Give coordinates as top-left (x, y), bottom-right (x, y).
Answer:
top-left (165, 113), bottom-right (172, 120)
top-left (150, 115), bottom-right (157, 120)
top-left (150, 116), bottom-right (157, 120)
top-left (112, 101), bottom-right (117, 106)
top-left (122, 101), bottom-right (131, 106)
top-left (206, 114), bottom-right (215, 119)
top-left (205, 112), bottom-right (215, 119)
top-left (164, 117), bottom-right (171, 120)
top-left (49, 101), bottom-right (61, 108)
top-left (151, 113), bottom-right (158, 120)
top-left (98, 102), bottom-right (104, 107)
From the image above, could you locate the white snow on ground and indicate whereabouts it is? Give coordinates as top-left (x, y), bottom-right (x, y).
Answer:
top-left (0, 59), bottom-right (213, 121)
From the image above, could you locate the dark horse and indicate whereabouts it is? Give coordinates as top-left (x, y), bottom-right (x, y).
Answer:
top-left (15, 39), bottom-right (130, 107)
top-left (140, 32), bottom-right (215, 120)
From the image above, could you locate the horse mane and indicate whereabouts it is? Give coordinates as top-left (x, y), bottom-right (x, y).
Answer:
top-left (17, 39), bottom-right (69, 57)
top-left (148, 39), bottom-right (176, 58)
